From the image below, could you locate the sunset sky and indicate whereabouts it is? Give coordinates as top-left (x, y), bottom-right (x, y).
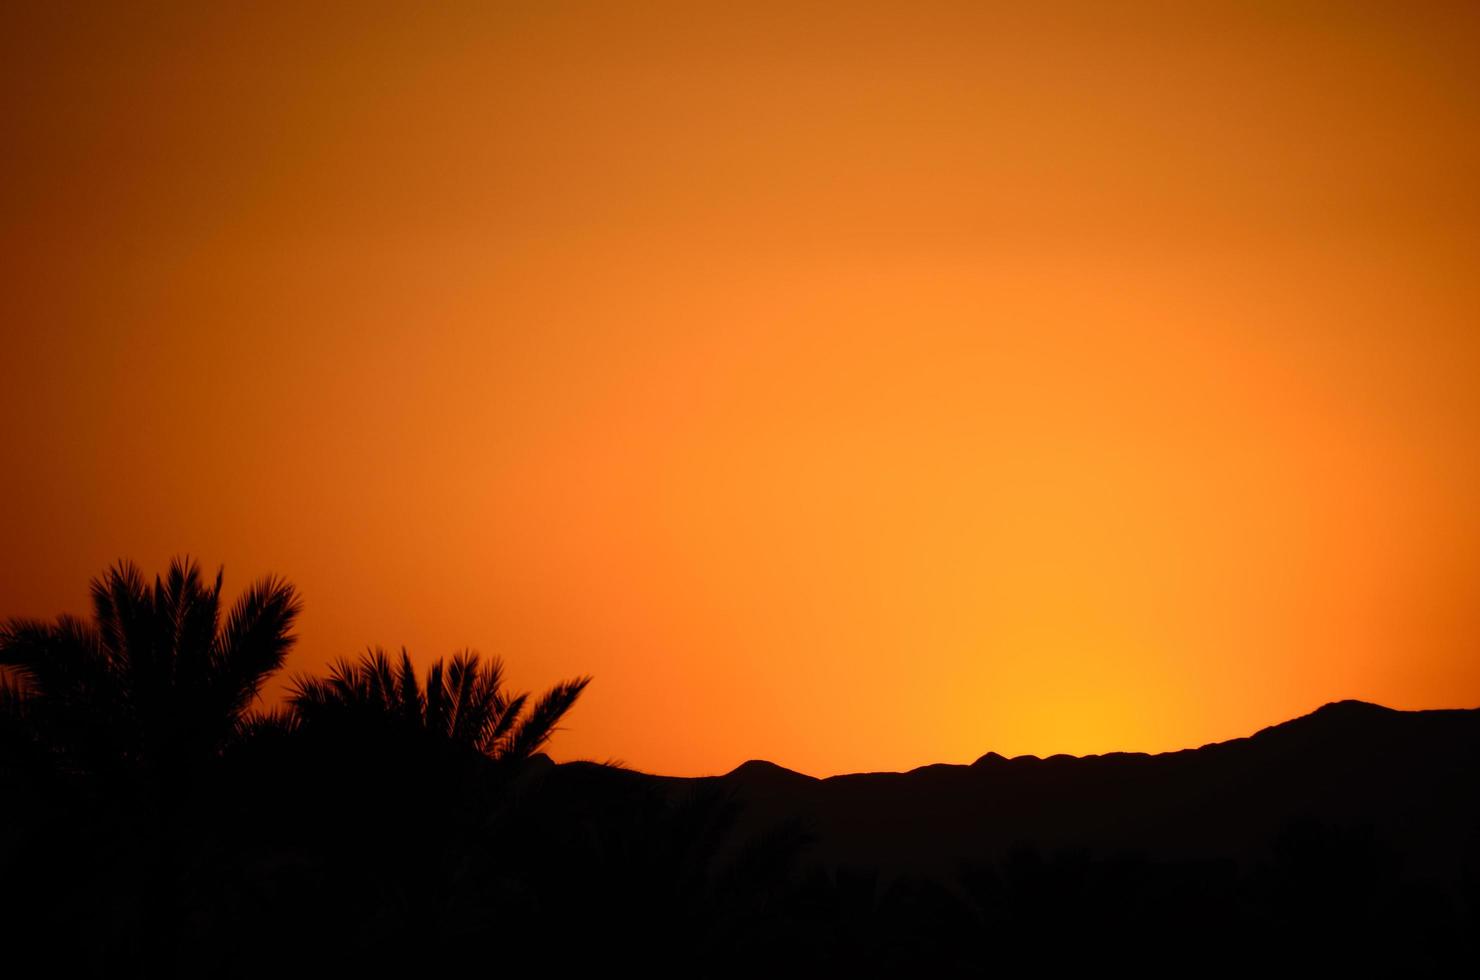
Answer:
top-left (2, 2), bottom-right (1478, 776)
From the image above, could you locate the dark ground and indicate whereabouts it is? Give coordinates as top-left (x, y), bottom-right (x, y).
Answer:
top-left (4, 700), bottom-right (1478, 975)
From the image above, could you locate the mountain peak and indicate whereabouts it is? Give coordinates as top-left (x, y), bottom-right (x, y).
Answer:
top-left (725, 759), bottom-right (815, 783)
top-left (1309, 699), bottom-right (1394, 717)
top-left (1248, 699), bottom-right (1401, 743)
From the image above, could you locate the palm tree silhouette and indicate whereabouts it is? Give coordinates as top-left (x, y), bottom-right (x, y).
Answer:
top-left (0, 556), bottom-right (301, 972)
top-left (286, 646), bottom-right (590, 763)
top-left (259, 649), bottom-right (590, 970)
top-left (0, 555), bottom-right (301, 787)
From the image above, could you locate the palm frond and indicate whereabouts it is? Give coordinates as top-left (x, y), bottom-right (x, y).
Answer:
top-left (480, 654), bottom-right (507, 714)
top-left (481, 691), bottom-right (528, 756)
top-left (88, 560), bottom-right (146, 657)
top-left (365, 647), bottom-right (398, 711)
top-left (425, 658), bottom-right (448, 736)
top-left (161, 556), bottom-right (222, 697)
top-left (324, 656), bottom-right (362, 701)
top-left (396, 649), bottom-right (423, 726)
top-left (212, 574), bottom-right (302, 718)
top-left (286, 672), bottom-right (330, 710)
top-left (446, 651), bottom-right (483, 743)
top-left (0, 614), bottom-right (108, 706)
top-left (505, 676), bottom-right (591, 761)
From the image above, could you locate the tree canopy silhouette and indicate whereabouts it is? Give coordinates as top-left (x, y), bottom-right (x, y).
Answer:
top-left (0, 557), bottom-right (599, 975)
top-left (0, 556), bottom-right (301, 786)
top-left (287, 647), bottom-right (590, 763)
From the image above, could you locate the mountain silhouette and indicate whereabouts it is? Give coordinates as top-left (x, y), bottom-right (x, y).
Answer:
top-left (559, 700), bottom-right (1478, 879)
top-left (519, 699), bottom-right (1479, 973)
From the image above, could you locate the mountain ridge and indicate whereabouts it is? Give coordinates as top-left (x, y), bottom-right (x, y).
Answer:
top-left (595, 699), bottom-right (1472, 782)
top-left (541, 699), bottom-right (1480, 881)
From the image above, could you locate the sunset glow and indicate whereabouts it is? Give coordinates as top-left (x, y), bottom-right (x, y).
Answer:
top-left (3, 2), bottom-right (1478, 776)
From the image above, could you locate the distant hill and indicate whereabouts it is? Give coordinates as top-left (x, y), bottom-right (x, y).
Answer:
top-left (546, 700), bottom-right (1480, 879)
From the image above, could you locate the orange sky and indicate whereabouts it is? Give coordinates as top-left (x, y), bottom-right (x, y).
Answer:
top-left (3, 2), bottom-right (1479, 776)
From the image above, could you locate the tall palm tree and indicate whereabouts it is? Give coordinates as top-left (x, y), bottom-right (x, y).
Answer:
top-left (287, 646), bottom-right (590, 763)
top-left (0, 557), bottom-right (302, 973)
top-left (0, 555), bottom-right (301, 787)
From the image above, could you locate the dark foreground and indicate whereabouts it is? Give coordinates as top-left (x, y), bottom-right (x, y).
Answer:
top-left (4, 700), bottom-right (1478, 975)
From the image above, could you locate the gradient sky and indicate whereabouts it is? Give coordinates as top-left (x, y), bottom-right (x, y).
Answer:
top-left (3, 2), bottom-right (1478, 776)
